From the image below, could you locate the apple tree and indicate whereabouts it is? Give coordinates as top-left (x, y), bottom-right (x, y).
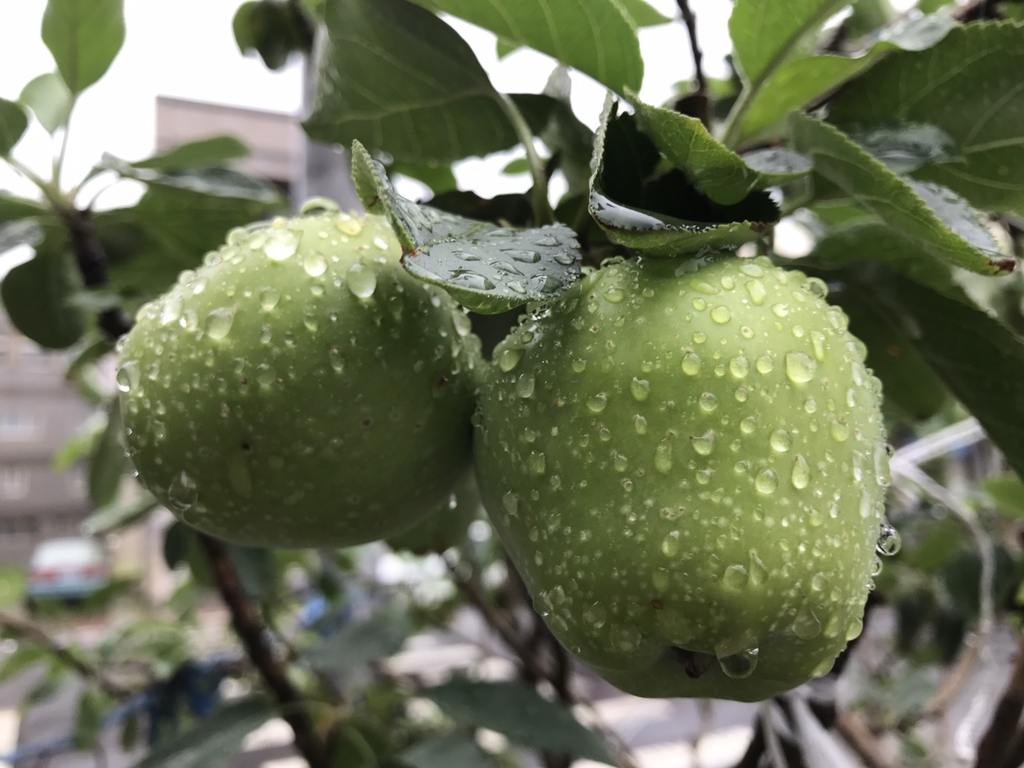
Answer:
top-left (3, 0), bottom-right (1024, 766)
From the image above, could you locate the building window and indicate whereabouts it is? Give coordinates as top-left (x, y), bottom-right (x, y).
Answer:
top-left (0, 411), bottom-right (40, 440)
top-left (0, 467), bottom-right (30, 499)
top-left (0, 515), bottom-right (39, 539)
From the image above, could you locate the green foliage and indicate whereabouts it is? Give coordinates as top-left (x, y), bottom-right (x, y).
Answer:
top-left (0, 97), bottom-right (29, 155)
top-left (19, 72), bottom-right (74, 134)
top-left (41, 0), bottom-right (125, 93)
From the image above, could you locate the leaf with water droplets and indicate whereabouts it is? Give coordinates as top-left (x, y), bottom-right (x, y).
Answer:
top-left (588, 98), bottom-right (779, 257)
top-left (789, 113), bottom-right (1012, 276)
top-left (630, 92), bottom-right (811, 205)
top-left (351, 141), bottom-right (581, 313)
top-left (847, 123), bottom-right (962, 175)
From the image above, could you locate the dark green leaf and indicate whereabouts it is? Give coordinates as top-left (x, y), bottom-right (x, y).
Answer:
top-left (428, 191), bottom-right (532, 228)
top-left (306, 606), bottom-right (413, 676)
top-left (134, 136), bottom-right (251, 171)
top-left (589, 100), bottom-right (778, 256)
top-left (228, 545), bottom-right (275, 601)
top-left (849, 123), bottom-right (962, 175)
top-left (512, 88), bottom-right (594, 197)
top-left (304, 0), bottom-right (514, 163)
top-left (41, 0), bottom-right (125, 93)
top-left (19, 73), bottom-right (74, 134)
top-left (135, 697), bottom-right (276, 768)
top-left (789, 113), bottom-right (1010, 276)
top-left (352, 142), bottom-right (581, 313)
top-left (618, 0), bottom-right (671, 26)
top-left (88, 401), bottom-right (126, 507)
top-left (1, 226), bottom-right (87, 349)
top-left (81, 489), bottom-right (159, 535)
top-left (52, 411), bottom-right (107, 471)
top-left (22, 668), bottom-right (67, 711)
top-left (735, 12), bottom-right (956, 144)
top-left (631, 94), bottom-right (810, 205)
top-left (827, 22), bottom-right (1024, 214)
top-left (389, 160), bottom-right (459, 194)
top-left (424, 679), bottom-right (613, 764)
top-left (399, 734), bottom-right (495, 768)
top-left (99, 155), bottom-right (280, 202)
top-left (413, 0), bottom-right (642, 94)
top-left (855, 266), bottom-right (1024, 481)
top-left (982, 474), bottom-right (1024, 519)
top-left (0, 194), bottom-right (47, 222)
top-left (233, 0), bottom-right (313, 70)
top-left (0, 97), bottom-right (29, 156)
top-left (0, 645), bottom-right (47, 684)
top-left (500, 158), bottom-right (530, 176)
top-left (73, 687), bottom-right (109, 749)
top-left (163, 522), bottom-right (191, 570)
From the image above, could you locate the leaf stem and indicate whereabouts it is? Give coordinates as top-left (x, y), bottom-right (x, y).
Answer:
top-left (499, 95), bottom-right (555, 226)
top-left (675, 0), bottom-right (707, 93)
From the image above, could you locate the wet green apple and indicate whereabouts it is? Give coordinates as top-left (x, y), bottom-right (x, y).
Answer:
top-left (386, 470), bottom-right (481, 555)
top-left (474, 255), bottom-right (890, 701)
top-left (117, 206), bottom-right (481, 548)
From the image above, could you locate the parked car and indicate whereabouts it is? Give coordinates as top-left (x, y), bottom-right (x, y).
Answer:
top-left (24, 537), bottom-right (110, 611)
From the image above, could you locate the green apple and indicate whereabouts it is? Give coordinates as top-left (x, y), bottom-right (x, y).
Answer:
top-left (474, 255), bottom-right (890, 701)
top-left (386, 470), bottom-right (481, 555)
top-left (117, 207), bottom-right (481, 548)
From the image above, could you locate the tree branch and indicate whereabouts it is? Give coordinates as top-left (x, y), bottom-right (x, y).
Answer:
top-left (0, 611), bottom-right (130, 699)
top-left (977, 632), bottom-right (1024, 767)
top-left (198, 534), bottom-right (328, 767)
top-left (675, 0), bottom-right (707, 93)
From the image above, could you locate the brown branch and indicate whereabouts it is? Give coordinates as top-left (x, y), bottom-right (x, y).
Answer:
top-left (198, 534), bottom-right (328, 767)
top-left (978, 632), bottom-right (1024, 767)
top-left (674, 0), bottom-right (707, 93)
top-left (834, 711), bottom-right (896, 768)
top-left (0, 611), bottom-right (130, 699)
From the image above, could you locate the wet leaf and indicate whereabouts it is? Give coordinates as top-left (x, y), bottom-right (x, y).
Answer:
top-left (849, 123), bottom-right (962, 175)
top-left (133, 136), bottom-right (251, 171)
top-left (41, 0), bottom-right (125, 93)
top-left (19, 73), bottom-right (73, 134)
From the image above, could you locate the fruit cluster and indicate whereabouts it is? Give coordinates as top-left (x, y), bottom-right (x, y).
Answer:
top-left (118, 209), bottom-right (890, 701)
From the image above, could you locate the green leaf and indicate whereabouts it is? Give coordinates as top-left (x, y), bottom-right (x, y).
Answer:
top-left (856, 267), bottom-right (1024, 482)
top-left (19, 72), bottom-right (74, 134)
top-left (233, 0), bottom-right (313, 70)
top-left (80, 489), bottom-right (159, 535)
top-left (513, 81), bottom-right (595, 197)
top-left (827, 21), bottom-right (1024, 214)
top-left (135, 697), bottom-right (277, 768)
top-left (52, 411), bottom-right (107, 471)
top-left (352, 142), bottom-right (581, 313)
top-left (0, 219), bottom-right (42, 251)
top-left (228, 545), bottom-right (275, 600)
top-left (736, 12), bottom-right (956, 144)
top-left (41, 0), bottom-right (126, 93)
top-left (617, 0), bottom-right (671, 26)
top-left (306, 606), bottom-right (413, 676)
top-left (133, 136), bottom-right (251, 171)
top-left (424, 679), bottom-right (613, 764)
top-left (73, 687), bottom-right (109, 749)
top-left (88, 401), bottom-right (126, 507)
top-left (848, 123), bottom-right (962, 175)
top-left (98, 154), bottom-right (280, 202)
top-left (589, 99), bottom-right (779, 256)
top-left (501, 158), bottom-right (530, 176)
top-left (789, 113), bottom-right (1011, 276)
top-left (0, 97), bottom-right (29, 156)
top-left (0, 194), bottom-right (47, 223)
top-left (413, 0), bottom-right (642, 94)
top-left (631, 93), bottom-right (811, 205)
top-left (304, 0), bottom-right (515, 163)
top-left (0, 645), bottom-right (48, 684)
top-left (982, 473), bottom-right (1024, 519)
top-left (399, 734), bottom-right (495, 768)
top-left (1, 226), bottom-right (87, 349)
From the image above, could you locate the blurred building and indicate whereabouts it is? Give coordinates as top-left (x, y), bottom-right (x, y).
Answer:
top-left (0, 311), bottom-right (93, 564)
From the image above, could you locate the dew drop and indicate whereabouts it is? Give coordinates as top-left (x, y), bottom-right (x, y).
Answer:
top-left (874, 442), bottom-right (893, 487)
top-left (804, 277), bottom-right (828, 299)
top-left (745, 280), bottom-right (767, 305)
top-left (811, 573), bottom-right (828, 591)
top-left (502, 491), bottom-right (519, 516)
top-left (372, 236), bottom-right (390, 251)
top-left (655, 441), bottom-right (673, 473)
top-left (159, 296), bottom-right (183, 326)
top-left (710, 305), bottom-right (731, 324)
top-left (729, 355), bottom-right (749, 379)
top-left (748, 550), bottom-right (768, 587)
top-left (634, 414), bottom-right (648, 435)
top-left (587, 393), bottom-right (608, 413)
top-left (303, 252), bottom-right (328, 277)
top-left (771, 303), bottom-right (789, 318)
top-left (661, 530), bottom-right (680, 557)
top-left (497, 347), bottom-right (523, 372)
top-left (630, 378), bottom-right (650, 402)
top-left (168, 471), bottom-right (198, 512)
top-left (722, 564), bottom-right (748, 590)
top-left (717, 647), bottom-right (759, 679)
top-left (691, 429), bottom-right (715, 456)
top-left (116, 360), bottom-right (140, 392)
top-left (792, 608), bottom-right (821, 640)
top-left (755, 355), bottom-right (774, 375)
top-left (259, 288), bottom-right (280, 311)
top-left (652, 568), bottom-right (670, 592)
top-left (604, 288), bottom-right (625, 303)
top-left (264, 229), bottom-right (300, 261)
top-left (205, 308), bottom-right (235, 340)
top-left (515, 373), bottom-right (536, 399)
top-left (755, 468), bottom-right (779, 495)
top-left (698, 392), bottom-right (718, 413)
top-left (876, 522), bottom-right (901, 556)
top-left (681, 353), bottom-right (702, 376)
top-left (785, 351), bottom-right (817, 383)
top-left (329, 347), bottom-right (345, 373)
top-left (527, 451), bottom-right (546, 475)
top-left (811, 331), bottom-right (827, 361)
top-left (740, 416), bottom-right (757, 435)
top-left (347, 262), bottom-right (377, 298)
top-left (791, 454), bottom-right (811, 489)
top-left (336, 217), bottom-right (363, 236)
top-left (300, 196), bottom-right (339, 215)
top-left (256, 364), bottom-right (275, 386)
top-left (770, 429), bottom-right (792, 453)
top-left (845, 616), bottom-right (864, 641)
top-left (583, 604), bottom-right (607, 629)
top-left (830, 418), bottom-right (850, 442)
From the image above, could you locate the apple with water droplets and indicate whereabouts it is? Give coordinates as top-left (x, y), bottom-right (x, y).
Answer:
top-left (117, 205), bottom-right (481, 548)
top-left (386, 470), bottom-right (481, 555)
top-left (474, 255), bottom-right (891, 701)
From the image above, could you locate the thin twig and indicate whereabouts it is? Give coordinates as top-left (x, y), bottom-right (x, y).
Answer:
top-left (198, 535), bottom-right (328, 767)
top-left (976, 632), bottom-right (1024, 767)
top-left (675, 0), bottom-right (707, 92)
top-left (834, 710), bottom-right (896, 768)
top-left (0, 611), bottom-right (130, 699)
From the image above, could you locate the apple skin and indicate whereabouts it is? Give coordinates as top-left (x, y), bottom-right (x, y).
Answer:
top-left (117, 210), bottom-right (481, 548)
top-left (474, 255), bottom-right (889, 701)
top-left (386, 470), bottom-right (481, 555)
